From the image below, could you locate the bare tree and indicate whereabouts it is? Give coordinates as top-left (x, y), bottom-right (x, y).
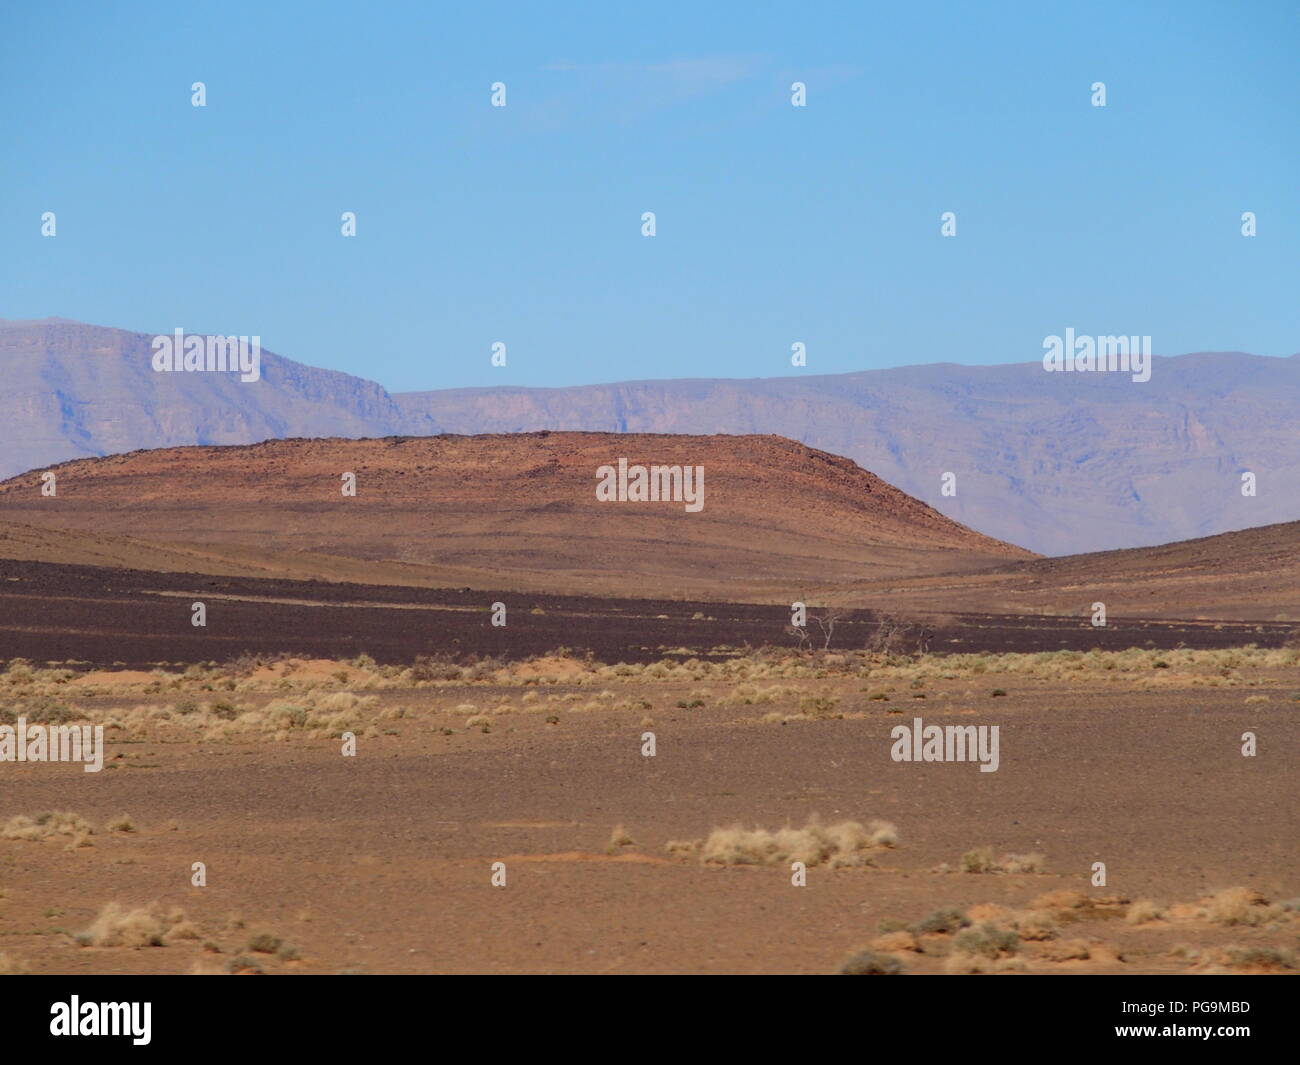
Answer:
top-left (811, 607), bottom-right (847, 651)
top-left (786, 623), bottom-right (812, 653)
top-left (865, 612), bottom-right (939, 656)
top-left (865, 613), bottom-right (904, 655)
top-left (787, 607), bottom-right (848, 653)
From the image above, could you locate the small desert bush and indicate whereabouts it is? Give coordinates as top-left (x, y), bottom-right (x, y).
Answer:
top-left (914, 907), bottom-right (971, 935)
top-left (797, 694), bottom-right (841, 718)
top-left (77, 902), bottom-right (198, 948)
top-left (952, 923), bottom-right (1020, 959)
top-left (960, 847), bottom-right (1045, 874)
top-left (1202, 887), bottom-right (1282, 927)
top-left (838, 950), bottom-right (904, 975)
top-left (1009, 909), bottom-right (1059, 940)
top-left (2, 811), bottom-right (94, 843)
top-left (1126, 899), bottom-right (1166, 925)
top-left (606, 825), bottom-right (635, 853)
top-left (699, 817), bottom-right (896, 868)
top-left (247, 932), bottom-right (284, 954)
top-left (960, 846), bottom-right (996, 873)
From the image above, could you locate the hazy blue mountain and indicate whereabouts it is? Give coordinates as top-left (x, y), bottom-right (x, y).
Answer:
top-left (0, 318), bottom-right (408, 479)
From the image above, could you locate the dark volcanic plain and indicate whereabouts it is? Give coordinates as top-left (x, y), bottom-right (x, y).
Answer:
top-left (0, 557), bottom-right (1293, 669)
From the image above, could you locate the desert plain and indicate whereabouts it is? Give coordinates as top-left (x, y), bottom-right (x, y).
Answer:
top-left (0, 433), bottom-right (1296, 976)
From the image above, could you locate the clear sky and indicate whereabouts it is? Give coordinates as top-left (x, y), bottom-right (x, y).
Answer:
top-left (2, 1), bottom-right (1297, 391)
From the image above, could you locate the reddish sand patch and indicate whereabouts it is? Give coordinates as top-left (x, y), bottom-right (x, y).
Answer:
top-left (72, 669), bottom-right (158, 688)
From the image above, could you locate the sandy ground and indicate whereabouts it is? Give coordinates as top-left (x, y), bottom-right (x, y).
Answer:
top-left (2, 658), bottom-right (1296, 975)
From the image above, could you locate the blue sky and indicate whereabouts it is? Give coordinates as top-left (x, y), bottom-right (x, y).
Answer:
top-left (2, 0), bottom-right (1297, 391)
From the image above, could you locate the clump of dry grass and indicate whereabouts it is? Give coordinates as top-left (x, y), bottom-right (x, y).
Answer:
top-left (943, 951), bottom-right (1027, 974)
top-left (1126, 899), bottom-right (1166, 925)
top-left (105, 813), bottom-right (136, 833)
top-left (245, 931), bottom-right (297, 960)
top-left (959, 846), bottom-right (1046, 874)
top-left (1201, 887), bottom-right (1282, 927)
top-left (1008, 909), bottom-right (1059, 940)
top-left (606, 825), bottom-right (635, 853)
top-left (952, 923), bottom-right (1020, 959)
top-left (76, 902), bottom-right (200, 948)
top-left (914, 907), bottom-right (971, 935)
top-left (2, 811), bottom-right (95, 848)
top-left (697, 817), bottom-right (897, 868)
top-left (960, 846), bottom-right (997, 873)
top-left (838, 949), bottom-right (904, 974)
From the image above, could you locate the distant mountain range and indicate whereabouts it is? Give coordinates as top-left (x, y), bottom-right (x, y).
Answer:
top-left (3, 317), bottom-right (1297, 555)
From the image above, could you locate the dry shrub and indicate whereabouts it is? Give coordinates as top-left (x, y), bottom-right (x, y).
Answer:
top-left (247, 932), bottom-right (283, 954)
top-left (960, 846), bottom-right (996, 873)
top-left (952, 923), bottom-right (1020, 959)
top-left (961, 847), bottom-right (1046, 874)
top-left (1009, 909), bottom-right (1059, 941)
top-left (915, 907), bottom-right (971, 935)
top-left (77, 902), bottom-right (198, 948)
top-left (2, 810), bottom-right (94, 842)
top-left (700, 817), bottom-right (897, 868)
top-left (606, 825), bottom-right (635, 853)
top-left (1202, 887), bottom-right (1282, 927)
top-left (838, 950), bottom-right (904, 975)
top-left (1125, 899), bottom-right (1166, 925)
